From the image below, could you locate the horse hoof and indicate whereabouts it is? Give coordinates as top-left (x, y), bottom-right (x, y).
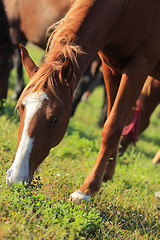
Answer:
top-left (153, 159), bottom-right (160, 165)
top-left (155, 191), bottom-right (160, 199)
top-left (70, 190), bottom-right (90, 203)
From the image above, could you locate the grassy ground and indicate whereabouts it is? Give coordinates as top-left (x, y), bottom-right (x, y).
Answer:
top-left (0, 44), bottom-right (160, 239)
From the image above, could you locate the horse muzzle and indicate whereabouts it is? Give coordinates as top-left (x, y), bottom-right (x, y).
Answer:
top-left (6, 166), bottom-right (31, 187)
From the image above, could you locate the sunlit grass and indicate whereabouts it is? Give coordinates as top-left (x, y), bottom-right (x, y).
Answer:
top-left (0, 44), bottom-right (160, 239)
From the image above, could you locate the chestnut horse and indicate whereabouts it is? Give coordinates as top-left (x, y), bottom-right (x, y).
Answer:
top-left (6, 0), bottom-right (160, 202)
top-left (0, 0), bottom-right (13, 103)
top-left (3, 0), bottom-right (72, 99)
top-left (120, 76), bottom-right (160, 163)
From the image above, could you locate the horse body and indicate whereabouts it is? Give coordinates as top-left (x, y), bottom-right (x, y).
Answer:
top-left (6, 0), bottom-right (160, 202)
top-left (4, 0), bottom-right (71, 48)
top-left (3, 0), bottom-right (72, 99)
top-left (101, 1), bottom-right (160, 75)
top-left (0, 0), bottom-right (13, 101)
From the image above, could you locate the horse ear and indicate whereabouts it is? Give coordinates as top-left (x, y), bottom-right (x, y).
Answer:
top-left (20, 44), bottom-right (38, 79)
top-left (59, 57), bottom-right (73, 86)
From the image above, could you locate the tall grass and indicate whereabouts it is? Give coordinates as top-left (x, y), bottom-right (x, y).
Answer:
top-left (0, 44), bottom-right (160, 239)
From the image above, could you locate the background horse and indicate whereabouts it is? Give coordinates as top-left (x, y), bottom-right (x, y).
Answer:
top-left (120, 76), bottom-right (160, 164)
top-left (6, 0), bottom-right (160, 202)
top-left (152, 149), bottom-right (160, 165)
top-left (71, 56), bottom-right (108, 127)
top-left (3, 0), bottom-right (72, 99)
top-left (0, 0), bottom-right (13, 104)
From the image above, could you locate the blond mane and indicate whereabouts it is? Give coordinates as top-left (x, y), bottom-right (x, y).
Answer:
top-left (18, 0), bottom-right (94, 105)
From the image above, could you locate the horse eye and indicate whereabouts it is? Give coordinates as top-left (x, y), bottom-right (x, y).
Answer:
top-left (17, 104), bottom-right (25, 113)
top-left (51, 116), bottom-right (59, 124)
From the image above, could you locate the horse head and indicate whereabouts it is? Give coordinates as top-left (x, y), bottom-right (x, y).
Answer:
top-left (6, 45), bottom-right (74, 186)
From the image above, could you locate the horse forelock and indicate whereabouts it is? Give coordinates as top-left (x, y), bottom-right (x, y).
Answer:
top-left (18, 43), bottom-right (78, 108)
top-left (16, 62), bottom-right (62, 110)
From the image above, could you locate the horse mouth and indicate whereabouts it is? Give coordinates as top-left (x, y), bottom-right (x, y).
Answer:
top-left (6, 168), bottom-right (32, 188)
top-left (6, 176), bottom-right (31, 188)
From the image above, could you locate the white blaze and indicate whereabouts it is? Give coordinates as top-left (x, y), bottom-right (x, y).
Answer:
top-left (6, 91), bottom-right (48, 185)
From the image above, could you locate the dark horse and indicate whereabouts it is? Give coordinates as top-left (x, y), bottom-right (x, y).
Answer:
top-left (3, 0), bottom-right (72, 99)
top-left (0, 0), bottom-right (13, 103)
top-left (71, 56), bottom-right (108, 127)
top-left (120, 76), bottom-right (160, 163)
top-left (6, 0), bottom-right (160, 202)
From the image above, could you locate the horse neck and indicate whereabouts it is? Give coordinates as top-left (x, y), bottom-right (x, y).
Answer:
top-left (71, 0), bottom-right (130, 88)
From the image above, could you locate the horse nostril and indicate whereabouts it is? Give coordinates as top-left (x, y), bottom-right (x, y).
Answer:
top-left (6, 176), bottom-right (12, 186)
top-left (6, 168), bottom-right (14, 178)
top-left (6, 168), bottom-right (14, 186)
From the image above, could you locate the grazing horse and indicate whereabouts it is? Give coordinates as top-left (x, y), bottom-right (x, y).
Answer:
top-left (6, 0), bottom-right (160, 202)
top-left (0, 0), bottom-right (13, 103)
top-left (120, 77), bottom-right (160, 160)
top-left (3, 0), bottom-right (72, 99)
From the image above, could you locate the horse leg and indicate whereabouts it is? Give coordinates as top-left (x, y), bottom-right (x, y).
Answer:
top-left (71, 62), bottom-right (93, 116)
top-left (71, 75), bottom-right (91, 115)
top-left (120, 77), bottom-right (160, 154)
top-left (70, 52), bottom-right (148, 202)
top-left (101, 64), bottom-right (121, 182)
top-left (13, 46), bottom-right (25, 100)
top-left (98, 75), bottom-right (108, 127)
top-left (152, 149), bottom-right (160, 164)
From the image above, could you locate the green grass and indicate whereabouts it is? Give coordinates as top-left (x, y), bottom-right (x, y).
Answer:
top-left (0, 44), bottom-right (160, 239)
